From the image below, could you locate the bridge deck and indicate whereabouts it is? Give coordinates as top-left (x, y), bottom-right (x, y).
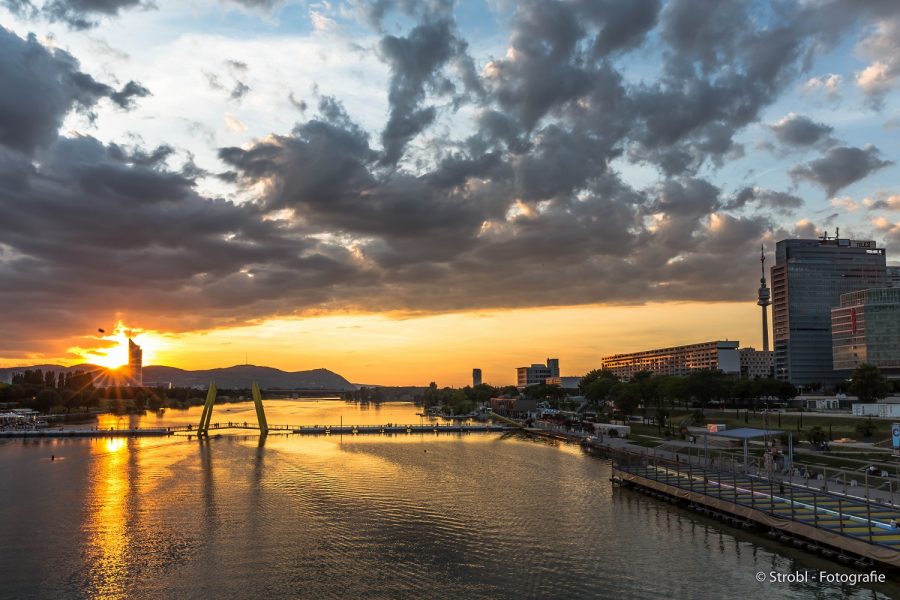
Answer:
top-left (1, 423), bottom-right (516, 438)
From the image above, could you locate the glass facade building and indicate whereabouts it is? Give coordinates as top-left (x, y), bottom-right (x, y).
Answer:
top-left (771, 238), bottom-right (886, 387)
top-left (832, 288), bottom-right (900, 379)
top-left (888, 266), bottom-right (900, 288)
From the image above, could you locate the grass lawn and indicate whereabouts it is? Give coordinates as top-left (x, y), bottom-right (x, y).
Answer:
top-left (702, 409), bottom-right (892, 442)
top-left (628, 434), bottom-right (663, 449)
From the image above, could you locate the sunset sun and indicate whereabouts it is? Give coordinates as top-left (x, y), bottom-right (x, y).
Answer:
top-left (74, 324), bottom-right (161, 369)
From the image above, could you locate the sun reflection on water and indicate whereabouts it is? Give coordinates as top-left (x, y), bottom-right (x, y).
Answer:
top-left (84, 438), bottom-right (130, 599)
top-left (104, 438), bottom-right (126, 454)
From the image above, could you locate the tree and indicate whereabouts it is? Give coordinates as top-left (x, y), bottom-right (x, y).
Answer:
top-left (849, 363), bottom-right (890, 404)
top-left (579, 369), bottom-right (618, 395)
top-left (776, 381), bottom-right (797, 403)
top-left (807, 426), bottom-right (827, 445)
top-left (464, 383), bottom-right (498, 405)
top-left (855, 419), bottom-right (878, 441)
top-left (34, 389), bottom-right (62, 413)
top-left (683, 370), bottom-right (728, 412)
top-left (523, 384), bottom-right (564, 400)
top-left (611, 383), bottom-right (641, 416)
top-left (659, 376), bottom-right (687, 409)
top-left (445, 389), bottom-right (474, 415)
top-left (584, 371), bottom-right (619, 406)
top-left (44, 370), bottom-right (57, 389)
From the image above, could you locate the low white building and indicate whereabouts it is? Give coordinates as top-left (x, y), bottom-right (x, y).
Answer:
top-left (852, 397), bottom-right (900, 417)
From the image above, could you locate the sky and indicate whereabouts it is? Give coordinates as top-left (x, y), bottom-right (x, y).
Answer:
top-left (0, 0), bottom-right (899, 386)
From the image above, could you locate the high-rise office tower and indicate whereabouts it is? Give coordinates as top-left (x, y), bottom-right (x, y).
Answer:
top-left (771, 235), bottom-right (886, 387)
top-left (128, 338), bottom-right (143, 386)
top-left (832, 288), bottom-right (900, 380)
top-left (473, 368), bottom-right (482, 387)
top-left (888, 265), bottom-right (900, 288)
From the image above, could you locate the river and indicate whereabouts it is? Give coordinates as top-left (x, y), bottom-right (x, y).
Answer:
top-left (0, 400), bottom-right (897, 599)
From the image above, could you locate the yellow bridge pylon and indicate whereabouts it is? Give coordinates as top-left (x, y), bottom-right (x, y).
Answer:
top-left (252, 382), bottom-right (269, 435)
top-left (197, 381), bottom-right (269, 436)
top-left (198, 382), bottom-right (216, 435)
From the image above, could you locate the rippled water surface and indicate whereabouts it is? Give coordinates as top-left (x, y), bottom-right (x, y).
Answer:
top-left (1, 400), bottom-right (898, 599)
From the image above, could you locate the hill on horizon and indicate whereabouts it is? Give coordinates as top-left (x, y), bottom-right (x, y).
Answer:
top-left (0, 363), bottom-right (356, 390)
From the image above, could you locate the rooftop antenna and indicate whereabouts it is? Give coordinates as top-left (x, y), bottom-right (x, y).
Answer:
top-left (836, 226), bottom-right (840, 239)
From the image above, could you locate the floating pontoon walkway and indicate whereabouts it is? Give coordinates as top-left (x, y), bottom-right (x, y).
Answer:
top-left (0, 428), bottom-right (171, 438)
top-left (292, 424), bottom-right (514, 434)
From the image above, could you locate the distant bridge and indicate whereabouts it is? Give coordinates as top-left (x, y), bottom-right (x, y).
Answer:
top-left (258, 388), bottom-right (350, 398)
top-left (0, 384), bottom-right (513, 439)
top-left (192, 382), bottom-right (512, 437)
top-left (169, 423), bottom-right (514, 436)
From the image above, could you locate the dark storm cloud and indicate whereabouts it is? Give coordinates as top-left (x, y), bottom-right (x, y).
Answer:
top-left (5, 0), bottom-right (150, 28)
top-left (768, 113), bottom-right (835, 147)
top-left (378, 19), bottom-right (464, 165)
top-left (229, 80), bottom-right (250, 102)
top-left (106, 142), bottom-right (174, 167)
top-left (724, 187), bottom-right (804, 214)
top-left (0, 133), bottom-right (367, 354)
top-left (288, 92), bottom-right (308, 112)
top-left (350, 0), bottom-right (454, 30)
top-left (0, 26), bottom-right (148, 154)
top-left (484, 0), bottom-right (594, 131)
top-left (1, 0), bottom-right (38, 18)
top-left (576, 0), bottom-right (661, 57)
top-left (789, 145), bottom-right (893, 196)
top-left (109, 80), bottom-right (150, 108)
top-left (44, 0), bottom-right (145, 28)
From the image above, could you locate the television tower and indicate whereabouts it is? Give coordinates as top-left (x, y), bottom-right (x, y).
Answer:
top-left (757, 245), bottom-right (771, 352)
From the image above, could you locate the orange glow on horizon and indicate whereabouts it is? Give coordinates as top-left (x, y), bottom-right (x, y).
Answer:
top-left (5, 302), bottom-right (763, 386)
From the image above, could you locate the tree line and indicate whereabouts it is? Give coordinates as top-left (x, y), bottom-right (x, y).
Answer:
top-left (0, 368), bottom-right (261, 415)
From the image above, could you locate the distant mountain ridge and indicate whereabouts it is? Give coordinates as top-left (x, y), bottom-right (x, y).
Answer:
top-left (0, 364), bottom-right (355, 390)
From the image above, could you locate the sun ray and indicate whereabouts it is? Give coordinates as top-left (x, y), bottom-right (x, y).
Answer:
top-left (68, 322), bottom-right (164, 369)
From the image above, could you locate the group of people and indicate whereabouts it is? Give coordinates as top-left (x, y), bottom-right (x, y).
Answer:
top-left (866, 464), bottom-right (889, 477)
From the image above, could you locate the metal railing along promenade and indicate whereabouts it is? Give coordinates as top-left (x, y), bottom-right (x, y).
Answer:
top-left (614, 450), bottom-right (900, 552)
